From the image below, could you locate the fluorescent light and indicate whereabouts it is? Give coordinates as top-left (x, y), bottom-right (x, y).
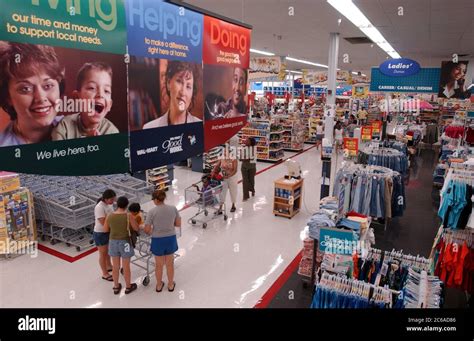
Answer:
top-left (250, 48), bottom-right (275, 56)
top-left (362, 73), bottom-right (367, 77)
top-left (286, 69), bottom-right (303, 74)
top-left (327, 0), bottom-right (401, 59)
top-left (286, 56), bottom-right (328, 68)
top-left (352, 71), bottom-right (358, 75)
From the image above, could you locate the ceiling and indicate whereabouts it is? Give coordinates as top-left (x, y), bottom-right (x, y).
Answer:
top-left (181, 0), bottom-right (474, 76)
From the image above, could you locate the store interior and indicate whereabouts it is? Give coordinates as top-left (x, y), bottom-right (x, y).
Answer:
top-left (1, 0), bottom-right (473, 311)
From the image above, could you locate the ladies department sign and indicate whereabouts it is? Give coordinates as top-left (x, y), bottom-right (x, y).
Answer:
top-left (370, 67), bottom-right (440, 93)
top-left (379, 58), bottom-right (420, 77)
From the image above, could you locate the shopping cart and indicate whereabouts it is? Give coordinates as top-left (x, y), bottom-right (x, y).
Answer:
top-left (33, 189), bottom-right (96, 251)
top-left (125, 227), bottom-right (182, 286)
top-left (184, 180), bottom-right (227, 228)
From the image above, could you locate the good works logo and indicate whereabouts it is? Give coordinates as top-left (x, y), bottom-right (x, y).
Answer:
top-left (162, 134), bottom-right (196, 154)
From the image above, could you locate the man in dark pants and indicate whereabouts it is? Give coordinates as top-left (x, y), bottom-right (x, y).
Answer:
top-left (241, 137), bottom-right (257, 201)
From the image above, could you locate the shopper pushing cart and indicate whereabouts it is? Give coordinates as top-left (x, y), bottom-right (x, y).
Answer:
top-left (185, 174), bottom-right (228, 228)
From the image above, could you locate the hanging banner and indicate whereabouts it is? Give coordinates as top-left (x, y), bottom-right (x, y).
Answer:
top-left (126, 0), bottom-right (206, 171)
top-left (128, 56), bottom-right (204, 170)
top-left (203, 16), bottom-right (250, 68)
top-left (130, 122), bottom-right (203, 171)
top-left (361, 126), bottom-right (373, 141)
top-left (349, 73), bottom-right (370, 85)
top-left (438, 61), bottom-right (472, 99)
top-left (0, 0), bottom-right (126, 54)
top-left (203, 16), bottom-right (250, 150)
top-left (249, 56), bottom-right (281, 81)
top-left (370, 67), bottom-right (440, 93)
top-left (302, 70), bottom-right (351, 85)
top-left (126, 0), bottom-right (203, 62)
top-left (203, 64), bottom-right (248, 150)
top-left (352, 85), bottom-right (368, 99)
top-left (0, 0), bottom-right (129, 175)
top-left (379, 58), bottom-right (420, 77)
top-left (343, 138), bottom-right (358, 157)
top-left (371, 121), bottom-right (382, 137)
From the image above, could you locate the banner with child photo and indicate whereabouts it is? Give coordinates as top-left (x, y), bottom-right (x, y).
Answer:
top-left (0, 0), bottom-right (129, 175)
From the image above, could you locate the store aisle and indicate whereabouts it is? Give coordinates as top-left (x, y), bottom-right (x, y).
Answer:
top-left (267, 149), bottom-right (467, 308)
top-left (373, 149), bottom-right (440, 256)
top-left (0, 146), bottom-right (339, 308)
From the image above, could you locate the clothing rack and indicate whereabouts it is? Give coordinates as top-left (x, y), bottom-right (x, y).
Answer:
top-left (365, 248), bottom-right (431, 273)
top-left (403, 269), bottom-right (443, 308)
top-left (311, 272), bottom-right (395, 309)
top-left (442, 228), bottom-right (474, 247)
top-left (333, 164), bottom-right (406, 230)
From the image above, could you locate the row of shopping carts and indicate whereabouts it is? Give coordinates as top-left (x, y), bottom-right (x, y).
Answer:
top-left (20, 174), bottom-right (153, 251)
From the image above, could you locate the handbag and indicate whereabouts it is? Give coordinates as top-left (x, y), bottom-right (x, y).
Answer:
top-left (127, 214), bottom-right (138, 249)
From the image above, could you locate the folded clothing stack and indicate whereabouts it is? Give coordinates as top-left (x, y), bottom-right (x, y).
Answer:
top-left (308, 212), bottom-right (336, 240)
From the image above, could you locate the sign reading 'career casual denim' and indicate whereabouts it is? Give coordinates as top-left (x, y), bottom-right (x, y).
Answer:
top-left (126, 0), bottom-right (203, 62)
top-left (379, 58), bottom-right (420, 77)
top-left (370, 68), bottom-right (441, 93)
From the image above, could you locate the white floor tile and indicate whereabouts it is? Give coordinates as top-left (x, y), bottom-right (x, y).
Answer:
top-left (0, 146), bottom-right (344, 308)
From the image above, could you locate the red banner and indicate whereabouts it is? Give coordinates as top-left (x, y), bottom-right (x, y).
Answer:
top-left (343, 138), bottom-right (358, 156)
top-left (372, 120), bottom-right (382, 137)
top-left (204, 116), bottom-right (247, 151)
top-left (361, 126), bottom-right (373, 141)
top-left (203, 16), bottom-right (251, 68)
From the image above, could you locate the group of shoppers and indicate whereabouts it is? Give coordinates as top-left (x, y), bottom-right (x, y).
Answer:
top-left (94, 189), bottom-right (180, 295)
top-left (92, 133), bottom-right (258, 294)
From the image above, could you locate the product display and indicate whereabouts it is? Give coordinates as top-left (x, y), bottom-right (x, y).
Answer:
top-left (146, 165), bottom-right (174, 191)
top-left (273, 177), bottom-right (303, 218)
top-left (241, 120), bottom-right (284, 162)
top-left (0, 173), bottom-right (36, 256)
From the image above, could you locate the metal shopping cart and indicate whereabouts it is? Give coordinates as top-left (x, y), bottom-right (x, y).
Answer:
top-left (125, 227), bottom-right (182, 286)
top-left (184, 179), bottom-right (227, 228)
top-left (33, 189), bottom-right (96, 251)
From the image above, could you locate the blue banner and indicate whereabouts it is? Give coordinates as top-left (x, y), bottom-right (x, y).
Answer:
top-left (379, 58), bottom-right (420, 77)
top-left (370, 68), bottom-right (440, 93)
top-left (130, 122), bottom-right (204, 171)
top-left (126, 0), bottom-right (203, 62)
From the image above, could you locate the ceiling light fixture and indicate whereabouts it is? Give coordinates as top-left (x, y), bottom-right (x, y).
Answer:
top-left (286, 56), bottom-right (328, 68)
top-left (327, 0), bottom-right (401, 59)
top-left (250, 48), bottom-right (275, 56)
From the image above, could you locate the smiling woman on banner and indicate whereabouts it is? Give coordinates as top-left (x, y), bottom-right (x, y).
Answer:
top-left (143, 61), bottom-right (201, 129)
top-left (0, 42), bottom-right (64, 146)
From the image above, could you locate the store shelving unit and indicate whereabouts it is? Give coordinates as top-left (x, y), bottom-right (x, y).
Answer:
top-left (0, 173), bottom-right (36, 258)
top-left (146, 165), bottom-right (174, 191)
top-left (273, 177), bottom-right (303, 219)
top-left (241, 120), bottom-right (284, 162)
top-left (306, 116), bottom-right (321, 144)
top-left (281, 117), bottom-right (305, 151)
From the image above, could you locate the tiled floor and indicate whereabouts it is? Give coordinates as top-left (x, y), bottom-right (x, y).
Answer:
top-left (0, 145), bottom-right (343, 308)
